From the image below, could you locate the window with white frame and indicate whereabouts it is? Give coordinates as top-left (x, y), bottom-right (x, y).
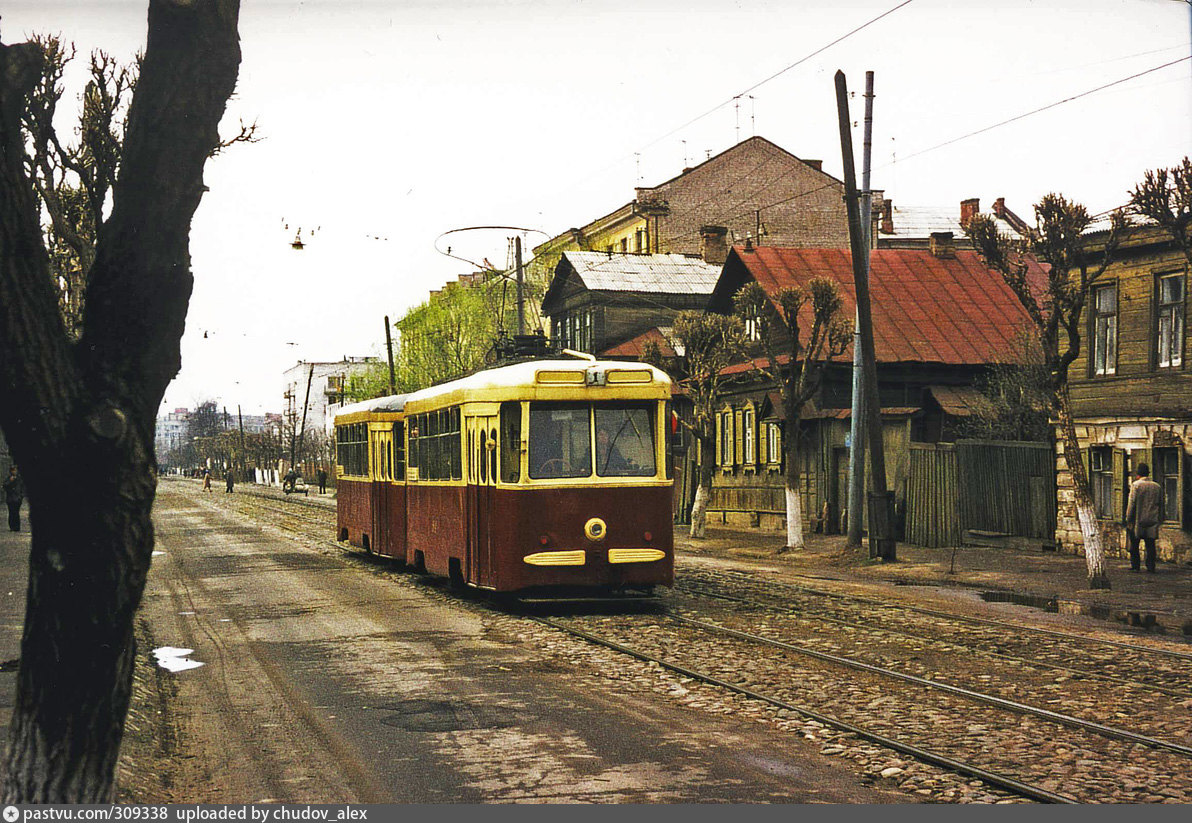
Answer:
top-left (767, 423), bottom-right (781, 466)
top-left (719, 410), bottom-right (733, 467)
top-left (1091, 283), bottom-right (1118, 376)
top-left (743, 407), bottom-right (755, 465)
top-left (1157, 272), bottom-right (1184, 369)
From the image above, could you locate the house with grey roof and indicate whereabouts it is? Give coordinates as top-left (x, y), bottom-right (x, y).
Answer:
top-left (540, 249), bottom-right (722, 354)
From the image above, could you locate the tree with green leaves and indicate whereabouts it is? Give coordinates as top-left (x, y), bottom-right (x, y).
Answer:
top-left (644, 312), bottom-right (746, 538)
top-left (733, 279), bottom-right (850, 552)
top-left (0, 1), bottom-right (242, 801)
top-left (966, 194), bottom-right (1125, 589)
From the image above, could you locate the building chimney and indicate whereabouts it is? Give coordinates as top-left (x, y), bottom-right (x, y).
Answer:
top-left (699, 225), bottom-right (729, 265)
top-left (928, 231), bottom-right (955, 259)
top-left (960, 198), bottom-right (979, 229)
top-left (992, 197), bottom-right (1007, 218)
top-left (880, 199), bottom-right (894, 235)
top-left (803, 159), bottom-right (823, 172)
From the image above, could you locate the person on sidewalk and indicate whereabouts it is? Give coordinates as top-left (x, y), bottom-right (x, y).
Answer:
top-left (4, 466), bottom-right (24, 532)
top-left (316, 468), bottom-right (327, 494)
top-left (1125, 463), bottom-right (1162, 573)
top-left (225, 470), bottom-right (235, 493)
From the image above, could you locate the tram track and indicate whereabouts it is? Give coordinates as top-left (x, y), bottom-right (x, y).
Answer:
top-left (677, 582), bottom-right (1192, 700)
top-left (530, 614), bottom-right (1075, 804)
top-left (538, 609), bottom-right (1192, 803)
top-left (678, 567), bottom-right (1192, 695)
top-left (196, 484), bottom-right (1192, 803)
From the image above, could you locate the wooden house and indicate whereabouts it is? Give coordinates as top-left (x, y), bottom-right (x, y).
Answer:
top-left (1057, 223), bottom-right (1191, 564)
top-left (700, 239), bottom-right (1044, 535)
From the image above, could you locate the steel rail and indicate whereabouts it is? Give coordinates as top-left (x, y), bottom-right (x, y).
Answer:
top-left (670, 613), bottom-right (1192, 759)
top-left (532, 616), bottom-right (1076, 804)
top-left (704, 568), bottom-right (1192, 661)
top-left (675, 583), bottom-right (1192, 700)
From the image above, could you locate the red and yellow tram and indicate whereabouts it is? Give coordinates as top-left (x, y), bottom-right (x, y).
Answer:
top-left (333, 358), bottom-right (674, 594)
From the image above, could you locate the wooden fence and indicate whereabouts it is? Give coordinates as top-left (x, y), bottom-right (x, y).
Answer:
top-left (906, 439), bottom-right (1055, 548)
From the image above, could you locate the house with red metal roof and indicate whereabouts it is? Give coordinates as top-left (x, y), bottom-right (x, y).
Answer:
top-left (697, 238), bottom-right (1044, 535)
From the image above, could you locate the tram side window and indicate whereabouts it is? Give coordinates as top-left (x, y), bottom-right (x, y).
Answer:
top-left (393, 422), bottom-right (405, 476)
top-left (529, 402), bottom-right (591, 479)
top-left (595, 403), bottom-right (656, 477)
top-left (409, 408), bottom-right (461, 481)
top-left (500, 402), bottom-right (521, 483)
top-left (335, 423), bottom-right (368, 477)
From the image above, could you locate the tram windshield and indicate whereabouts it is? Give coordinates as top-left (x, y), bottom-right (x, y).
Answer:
top-left (528, 401), bottom-right (656, 480)
top-left (594, 403), bottom-right (655, 477)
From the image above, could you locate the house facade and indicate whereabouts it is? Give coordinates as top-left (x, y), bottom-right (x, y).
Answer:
top-left (701, 241), bottom-right (1040, 533)
top-left (541, 250), bottom-right (722, 355)
top-left (532, 136), bottom-right (883, 277)
top-left (1056, 224), bottom-right (1191, 564)
top-left (283, 357), bottom-right (380, 439)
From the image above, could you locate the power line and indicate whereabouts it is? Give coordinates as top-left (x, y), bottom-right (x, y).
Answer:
top-left (638, 0), bottom-right (917, 153)
top-left (894, 54), bottom-right (1191, 166)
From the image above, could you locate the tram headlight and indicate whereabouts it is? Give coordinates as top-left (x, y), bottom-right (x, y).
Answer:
top-left (584, 517), bottom-right (607, 542)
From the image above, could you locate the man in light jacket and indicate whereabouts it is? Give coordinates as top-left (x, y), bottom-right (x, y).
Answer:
top-left (1125, 463), bottom-right (1162, 573)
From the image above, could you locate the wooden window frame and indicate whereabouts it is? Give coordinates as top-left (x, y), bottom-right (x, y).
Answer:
top-left (1155, 271), bottom-right (1185, 370)
top-left (1090, 282), bottom-right (1118, 377)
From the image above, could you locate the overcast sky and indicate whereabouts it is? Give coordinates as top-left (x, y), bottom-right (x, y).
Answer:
top-left (5, 0), bottom-right (1190, 415)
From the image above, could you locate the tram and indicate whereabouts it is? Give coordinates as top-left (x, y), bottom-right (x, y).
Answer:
top-left (333, 358), bottom-right (675, 595)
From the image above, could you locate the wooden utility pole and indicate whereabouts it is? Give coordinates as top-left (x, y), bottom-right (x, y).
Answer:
top-left (237, 405), bottom-right (246, 482)
top-left (846, 72), bottom-right (875, 548)
top-left (835, 70), bottom-right (896, 561)
top-left (291, 363), bottom-right (314, 470)
top-left (384, 315), bottom-right (397, 395)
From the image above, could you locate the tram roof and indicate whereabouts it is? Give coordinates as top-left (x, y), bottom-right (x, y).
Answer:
top-left (334, 394), bottom-right (408, 420)
top-left (404, 358), bottom-right (671, 408)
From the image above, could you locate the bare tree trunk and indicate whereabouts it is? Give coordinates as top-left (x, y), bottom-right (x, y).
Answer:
top-left (782, 416), bottom-right (805, 551)
top-left (689, 434), bottom-right (715, 539)
top-left (0, 0), bottom-right (242, 802)
top-left (1057, 384), bottom-right (1110, 589)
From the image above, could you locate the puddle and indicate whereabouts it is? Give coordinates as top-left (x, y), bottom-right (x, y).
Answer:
top-left (979, 591), bottom-right (1184, 634)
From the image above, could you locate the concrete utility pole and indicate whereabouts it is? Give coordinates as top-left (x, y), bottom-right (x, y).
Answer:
top-left (515, 236), bottom-right (526, 336)
top-left (835, 70), bottom-right (896, 561)
top-left (846, 72), bottom-right (875, 548)
top-left (384, 315), bottom-right (397, 396)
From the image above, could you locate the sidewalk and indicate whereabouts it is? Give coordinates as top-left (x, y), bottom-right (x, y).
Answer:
top-left (674, 525), bottom-right (1192, 638)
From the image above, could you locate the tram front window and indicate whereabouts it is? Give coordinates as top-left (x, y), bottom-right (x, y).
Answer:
top-left (529, 403), bottom-right (591, 479)
top-left (595, 404), bottom-right (655, 477)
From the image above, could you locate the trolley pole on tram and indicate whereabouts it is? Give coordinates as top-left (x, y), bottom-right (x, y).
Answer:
top-left (835, 70), bottom-right (896, 561)
top-left (515, 236), bottom-right (526, 336)
top-left (384, 315), bottom-right (397, 396)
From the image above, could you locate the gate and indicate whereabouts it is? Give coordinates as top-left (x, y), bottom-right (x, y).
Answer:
top-left (906, 440), bottom-right (1054, 548)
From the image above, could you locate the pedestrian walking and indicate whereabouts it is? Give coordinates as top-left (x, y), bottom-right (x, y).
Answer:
top-left (316, 468), bottom-right (327, 494)
top-left (1125, 463), bottom-right (1162, 573)
top-left (4, 466), bottom-right (24, 532)
top-left (202, 468), bottom-right (212, 492)
top-left (225, 470), bottom-right (235, 493)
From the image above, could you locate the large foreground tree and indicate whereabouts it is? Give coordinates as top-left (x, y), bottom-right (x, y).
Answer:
top-left (0, 0), bottom-right (242, 802)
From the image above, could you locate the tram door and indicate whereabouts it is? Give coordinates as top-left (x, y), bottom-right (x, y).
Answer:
top-left (466, 413), bottom-right (499, 587)
top-left (370, 425), bottom-right (391, 555)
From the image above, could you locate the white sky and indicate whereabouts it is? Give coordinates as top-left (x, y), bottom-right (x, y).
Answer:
top-left (4, 0), bottom-right (1190, 415)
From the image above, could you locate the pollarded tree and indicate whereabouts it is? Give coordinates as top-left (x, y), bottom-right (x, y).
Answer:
top-left (0, 0), bottom-right (242, 802)
top-left (1131, 156), bottom-right (1192, 265)
top-left (645, 312), bottom-right (746, 538)
top-left (733, 279), bottom-right (850, 552)
top-left (966, 195), bottom-right (1124, 589)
